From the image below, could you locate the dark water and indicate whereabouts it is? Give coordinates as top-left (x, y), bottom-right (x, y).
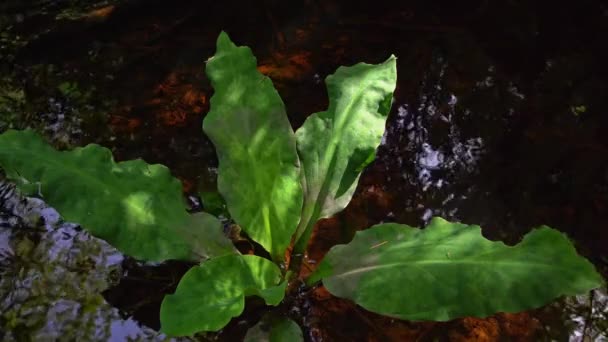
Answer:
top-left (1, 0), bottom-right (607, 341)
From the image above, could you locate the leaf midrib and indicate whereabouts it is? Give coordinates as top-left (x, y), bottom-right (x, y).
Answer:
top-left (330, 259), bottom-right (572, 280)
top-left (299, 67), bottom-right (376, 241)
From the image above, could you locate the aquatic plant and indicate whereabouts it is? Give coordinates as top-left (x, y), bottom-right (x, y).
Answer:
top-left (0, 32), bottom-right (603, 339)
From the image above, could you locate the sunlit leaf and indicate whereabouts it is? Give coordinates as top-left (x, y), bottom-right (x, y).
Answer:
top-left (160, 254), bottom-right (285, 336)
top-left (0, 129), bottom-right (236, 261)
top-left (293, 56), bottom-right (397, 252)
top-left (244, 315), bottom-right (303, 342)
top-left (203, 31), bottom-right (303, 261)
top-left (310, 217), bottom-right (603, 321)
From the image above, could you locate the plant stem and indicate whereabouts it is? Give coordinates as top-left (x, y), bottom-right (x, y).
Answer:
top-left (292, 203), bottom-right (320, 256)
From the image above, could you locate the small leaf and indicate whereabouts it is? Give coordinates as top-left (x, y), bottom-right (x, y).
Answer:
top-left (311, 217), bottom-right (603, 321)
top-left (244, 315), bottom-right (303, 342)
top-left (256, 279), bottom-right (289, 306)
top-left (199, 190), bottom-right (229, 218)
top-left (160, 254), bottom-right (285, 336)
top-left (181, 212), bottom-right (238, 259)
top-left (0, 129), bottom-right (235, 261)
top-left (203, 31), bottom-right (303, 261)
top-left (293, 56), bottom-right (397, 252)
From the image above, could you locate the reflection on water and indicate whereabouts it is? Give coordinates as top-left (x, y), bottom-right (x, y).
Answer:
top-left (0, 180), bottom-right (183, 341)
top-left (38, 97), bottom-right (84, 147)
top-left (378, 55), bottom-right (487, 226)
top-left (537, 288), bottom-right (608, 342)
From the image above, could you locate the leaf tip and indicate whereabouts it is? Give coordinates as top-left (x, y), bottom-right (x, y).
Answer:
top-left (216, 30), bottom-right (235, 50)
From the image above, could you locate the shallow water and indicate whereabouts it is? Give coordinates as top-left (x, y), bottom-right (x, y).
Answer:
top-left (1, 0), bottom-right (607, 341)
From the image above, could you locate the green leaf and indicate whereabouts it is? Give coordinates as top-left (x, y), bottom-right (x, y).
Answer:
top-left (293, 56), bottom-right (397, 252)
top-left (203, 31), bottom-right (303, 261)
top-left (182, 211), bottom-right (239, 259)
top-left (199, 190), bottom-right (229, 218)
top-left (257, 278), bottom-right (289, 306)
top-left (244, 315), bottom-right (303, 342)
top-left (160, 254), bottom-right (285, 336)
top-left (310, 217), bottom-right (603, 321)
top-left (0, 129), bottom-right (236, 261)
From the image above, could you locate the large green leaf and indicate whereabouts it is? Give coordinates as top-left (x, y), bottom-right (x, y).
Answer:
top-left (160, 254), bottom-right (285, 336)
top-left (293, 56), bottom-right (397, 252)
top-left (203, 31), bottom-right (303, 261)
top-left (0, 129), bottom-right (236, 261)
top-left (244, 315), bottom-right (303, 342)
top-left (310, 217), bottom-right (603, 321)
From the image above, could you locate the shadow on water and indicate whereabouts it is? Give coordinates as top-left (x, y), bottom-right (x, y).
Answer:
top-left (0, 0), bottom-right (607, 340)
